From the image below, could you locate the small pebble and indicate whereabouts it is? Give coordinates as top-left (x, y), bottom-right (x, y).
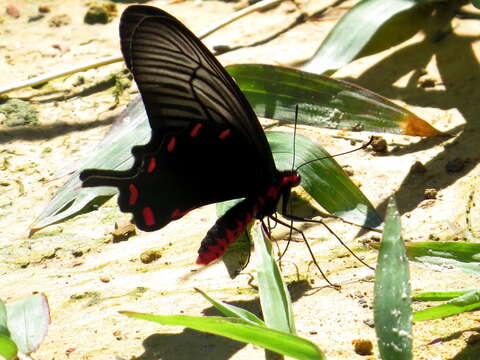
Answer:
top-left (49, 14), bottom-right (71, 27)
top-left (352, 339), bottom-right (373, 355)
top-left (140, 249), bottom-right (162, 264)
top-left (112, 223), bottom-right (136, 243)
top-left (363, 318), bottom-right (374, 328)
top-left (370, 136), bottom-right (388, 153)
top-left (424, 188), bottom-right (438, 199)
top-left (6, 5), bottom-right (20, 18)
top-left (411, 161), bottom-right (427, 174)
top-left (38, 5), bottom-right (51, 13)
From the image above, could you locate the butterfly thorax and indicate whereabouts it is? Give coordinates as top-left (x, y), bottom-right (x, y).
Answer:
top-left (196, 170), bottom-right (301, 265)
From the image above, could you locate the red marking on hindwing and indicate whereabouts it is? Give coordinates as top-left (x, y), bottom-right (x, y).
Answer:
top-left (267, 185), bottom-right (280, 199)
top-left (218, 129), bottom-right (231, 139)
top-left (167, 137), bottom-right (176, 152)
top-left (143, 207), bottom-right (155, 226)
top-left (128, 184), bottom-right (138, 205)
top-left (190, 123), bottom-right (202, 137)
top-left (147, 157), bottom-right (156, 173)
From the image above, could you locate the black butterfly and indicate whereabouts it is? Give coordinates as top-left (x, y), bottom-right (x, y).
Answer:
top-left (80, 5), bottom-right (300, 265)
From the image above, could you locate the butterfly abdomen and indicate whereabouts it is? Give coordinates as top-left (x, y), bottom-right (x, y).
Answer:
top-left (196, 170), bottom-right (300, 265)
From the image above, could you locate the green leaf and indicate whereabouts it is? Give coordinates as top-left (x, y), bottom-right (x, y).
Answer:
top-left (413, 290), bottom-right (478, 301)
top-left (30, 97), bottom-right (149, 235)
top-left (194, 288), bottom-right (266, 327)
top-left (120, 312), bottom-right (324, 360)
top-left (253, 225), bottom-right (296, 334)
top-left (413, 289), bottom-right (480, 322)
top-left (303, 0), bottom-right (435, 75)
top-left (374, 197), bottom-right (412, 360)
top-left (473, 0), bottom-right (480, 9)
top-left (267, 132), bottom-right (380, 228)
top-left (0, 334), bottom-right (17, 360)
top-left (6, 294), bottom-right (50, 355)
top-left (227, 64), bottom-right (441, 136)
top-left (405, 242), bottom-right (480, 277)
top-left (0, 301), bottom-right (17, 360)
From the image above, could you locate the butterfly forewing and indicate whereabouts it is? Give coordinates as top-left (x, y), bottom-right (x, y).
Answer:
top-left (81, 6), bottom-right (279, 231)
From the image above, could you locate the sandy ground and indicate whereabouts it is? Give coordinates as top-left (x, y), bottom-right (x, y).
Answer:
top-left (1, 0), bottom-right (480, 359)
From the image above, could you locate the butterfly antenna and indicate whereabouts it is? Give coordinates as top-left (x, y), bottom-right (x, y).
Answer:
top-left (291, 105), bottom-right (300, 171)
top-left (295, 136), bottom-right (374, 172)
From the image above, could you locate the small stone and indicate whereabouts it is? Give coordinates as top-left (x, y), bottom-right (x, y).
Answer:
top-left (363, 318), bottom-right (374, 328)
top-left (342, 164), bottom-right (354, 176)
top-left (140, 249), bottom-right (162, 264)
top-left (6, 5), bottom-right (20, 19)
top-left (419, 78), bottom-right (436, 88)
top-left (352, 338), bottom-right (373, 355)
top-left (72, 250), bottom-right (83, 257)
top-left (411, 161), bottom-right (427, 174)
top-left (370, 136), bottom-right (388, 153)
top-left (112, 222), bottom-right (136, 243)
top-left (84, 2), bottom-right (117, 24)
top-left (99, 276), bottom-right (110, 283)
top-left (49, 14), bottom-right (70, 27)
top-left (424, 188), bottom-right (438, 199)
top-left (38, 5), bottom-right (51, 13)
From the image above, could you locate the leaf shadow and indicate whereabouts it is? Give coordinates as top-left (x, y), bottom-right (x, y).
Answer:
top-left (341, 3), bottom-right (480, 217)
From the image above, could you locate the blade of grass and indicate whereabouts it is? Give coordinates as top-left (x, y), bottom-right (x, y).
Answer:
top-left (303, 0), bottom-right (435, 74)
top-left (413, 289), bottom-right (480, 322)
top-left (120, 312), bottom-right (324, 360)
top-left (227, 64), bottom-right (441, 136)
top-left (194, 288), bottom-right (266, 326)
top-left (374, 197), bottom-right (412, 360)
top-left (406, 241), bottom-right (480, 277)
top-left (253, 225), bottom-right (296, 335)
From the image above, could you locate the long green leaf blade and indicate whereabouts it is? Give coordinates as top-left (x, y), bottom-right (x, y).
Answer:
top-left (120, 312), bottom-right (324, 360)
top-left (253, 225), bottom-right (295, 334)
top-left (413, 289), bottom-right (480, 322)
top-left (374, 197), bottom-right (412, 360)
top-left (303, 0), bottom-right (434, 75)
top-left (406, 242), bottom-right (480, 277)
top-left (227, 64), bottom-right (441, 136)
top-left (194, 288), bottom-right (266, 327)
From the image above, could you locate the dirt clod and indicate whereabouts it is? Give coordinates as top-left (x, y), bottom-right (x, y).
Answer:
top-left (352, 339), bottom-right (373, 355)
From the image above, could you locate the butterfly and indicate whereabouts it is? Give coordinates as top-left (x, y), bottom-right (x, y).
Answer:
top-left (80, 5), bottom-right (300, 265)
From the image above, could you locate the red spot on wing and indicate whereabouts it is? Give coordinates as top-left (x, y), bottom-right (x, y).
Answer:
top-left (147, 157), bottom-right (156, 173)
top-left (218, 129), bottom-right (231, 139)
top-left (167, 137), bottom-right (176, 152)
top-left (128, 184), bottom-right (138, 205)
top-left (190, 123), bottom-right (202, 137)
top-left (267, 185), bottom-right (280, 199)
top-left (143, 207), bottom-right (155, 226)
